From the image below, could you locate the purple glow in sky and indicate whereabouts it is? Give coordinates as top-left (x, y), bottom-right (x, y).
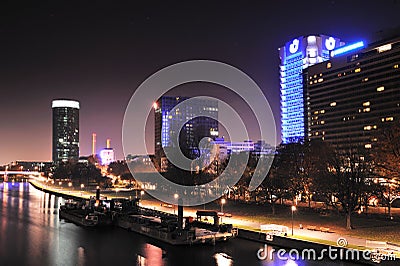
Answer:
top-left (1, 0), bottom-right (400, 164)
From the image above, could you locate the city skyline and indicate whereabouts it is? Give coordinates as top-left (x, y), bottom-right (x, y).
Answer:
top-left (1, 1), bottom-right (400, 164)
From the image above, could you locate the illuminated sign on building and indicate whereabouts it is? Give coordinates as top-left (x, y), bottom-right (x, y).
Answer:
top-left (330, 41), bottom-right (364, 57)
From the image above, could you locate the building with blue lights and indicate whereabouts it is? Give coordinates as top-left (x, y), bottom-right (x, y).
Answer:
top-left (305, 33), bottom-right (400, 154)
top-left (279, 35), bottom-right (344, 144)
top-left (154, 96), bottom-right (219, 159)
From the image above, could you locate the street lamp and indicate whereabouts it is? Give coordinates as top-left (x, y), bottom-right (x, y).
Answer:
top-left (291, 206), bottom-right (297, 236)
top-left (220, 198), bottom-right (226, 213)
top-left (220, 198), bottom-right (226, 223)
top-left (174, 193), bottom-right (179, 214)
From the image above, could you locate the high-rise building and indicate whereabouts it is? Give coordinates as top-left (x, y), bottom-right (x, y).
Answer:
top-left (305, 33), bottom-right (400, 154)
top-left (52, 99), bottom-right (80, 163)
top-left (279, 35), bottom-right (344, 143)
top-left (154, 96), bottom-right (218, 159)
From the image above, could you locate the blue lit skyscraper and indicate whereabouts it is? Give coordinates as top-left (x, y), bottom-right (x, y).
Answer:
top-left (279, 35), bottom-right (344, 143)
top-left (154, 96), bottom-right (218, 159)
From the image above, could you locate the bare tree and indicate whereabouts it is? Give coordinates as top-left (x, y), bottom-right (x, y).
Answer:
top-left (327, 151), bottom-right (371, 230)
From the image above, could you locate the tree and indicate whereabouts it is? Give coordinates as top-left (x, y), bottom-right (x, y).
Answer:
top-left (327, 150), bottom-right (372, 230)
top-left (261, 159), bottom-right (288, 215)
top-left (373, 120), bottom-right (400, 181)
top-left (372, 120), bottom-right (400, 216)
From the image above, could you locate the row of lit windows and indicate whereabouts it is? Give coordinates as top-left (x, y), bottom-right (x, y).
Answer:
top-left (285, 82), bottom-right (303, 89)
top-left (284, 54), bottom-right (303, 64)
top-left (282, 67), bottom-right (302, 77)
top-left (309, 78), bottom-right (324, 85)
top-left (316, 63), bottom-right (400, 85)
top-left (282, 107), bottom-right (304, 114)
top-left (283, 75), bottom-right (302, 83)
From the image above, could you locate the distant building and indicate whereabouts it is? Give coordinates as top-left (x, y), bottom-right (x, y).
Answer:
top-left (100, 149), bottom-right (114, 165)
top-left (52, 99), bottom-right (80, 163)
top-left (279, 35), bottom-right (344, 143)
top-left (99, 139), bottom-right (114, 165)
top-left (305, 32), bottom-right (400, 153)
top-left (154, 96), bottom-right (218, 159)
top-left (11, 161), bottom-right (52, 172)
top-left (213, 138), bottom-right (254, 154)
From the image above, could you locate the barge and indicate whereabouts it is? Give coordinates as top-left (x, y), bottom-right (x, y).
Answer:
top-left (59, 199), bottom-right (113, 227)
top-left (59, 197), bottom-right (237, 245)
top-left (113, 201), bottom-right (238, 245)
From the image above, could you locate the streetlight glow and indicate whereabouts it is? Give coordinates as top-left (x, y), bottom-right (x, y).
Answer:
top-left (291, 205), bottom-right (297, 236)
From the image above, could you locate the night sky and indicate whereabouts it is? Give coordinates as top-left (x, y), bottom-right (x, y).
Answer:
top-left (1, 0), bottom-right (400, 164)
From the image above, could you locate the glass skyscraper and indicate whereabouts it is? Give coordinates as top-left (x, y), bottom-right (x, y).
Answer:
top-left (279, 35), bottom-right (343, 143)
top-left (52, 99), bottom-right (80, 163)
top-left (154, 96), bottom-right (218, 159)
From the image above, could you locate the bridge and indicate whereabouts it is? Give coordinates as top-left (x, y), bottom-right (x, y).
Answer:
top-left (0, 171), bottom-right (40, 181)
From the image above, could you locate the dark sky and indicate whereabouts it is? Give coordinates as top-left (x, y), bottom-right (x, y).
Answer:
top-left (1, 0), bottom-right (400, 164)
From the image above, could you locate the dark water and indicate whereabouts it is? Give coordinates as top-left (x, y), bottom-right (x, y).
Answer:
top-left (0, 182), bottom-right (357, 266)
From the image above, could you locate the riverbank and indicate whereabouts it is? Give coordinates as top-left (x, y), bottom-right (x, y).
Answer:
top-left (28, 179), bottom-right (400, 262)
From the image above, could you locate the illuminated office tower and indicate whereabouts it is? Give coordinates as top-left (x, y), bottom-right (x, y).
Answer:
top-left (306, 34), bottom-right (400, 154)
top-left (52, 99), bottom-right (80, 163)
top-left (279, 35), bottom-right (343, 143)
top-left (154, 96), bottom-right (218, 159)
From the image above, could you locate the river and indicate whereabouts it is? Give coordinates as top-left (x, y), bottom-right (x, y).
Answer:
top-left (0, 182), bottom-right (358, 266)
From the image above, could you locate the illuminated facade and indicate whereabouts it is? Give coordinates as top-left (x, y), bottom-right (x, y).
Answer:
top-left (52, 99), bottom-right (80, 163)
top-left (100, 139), bottom-right (114, 165)
top-left (154, 96), bottom-right (218, 159)
top-left (100, 148), bottom-right (114, 165)
top-left (306, 35), bottom-right (400, 153)
top-left (279, 35), bottom-right (343, 143)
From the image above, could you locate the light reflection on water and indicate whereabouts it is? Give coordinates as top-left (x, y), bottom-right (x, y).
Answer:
top-left (0, 182), bottom-right (358, 266)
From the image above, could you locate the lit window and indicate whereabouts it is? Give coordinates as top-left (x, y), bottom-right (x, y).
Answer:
top-left (327, 62), bottom-right (332, 69)
top-left (385, 117), bottom-right (394, 121)
top-left (377, 86), bottom-right (385, 92)
top-left (364, 125), bottom-right (372, 131)
top-left (320, 110), bottom-right (325, 114)
top-left (362, 78), bottom-right (369, 82)
top-left (363, 101), bottom-right (370, 107)
top-left (355, 68), bottom-right (361, 73)
top-left (363, 108), bottom-right (370, 112)
top-left (320, 121), bottom-right (325, 125)
top-left (330, 102), bottom-right (337, 107)
top-left (394, 64), bottom-right (399, 69)
top-left (318, 78), bottom-right (324, 82)
top-left (373, 125), bottom-right (377, 129)
top-left (377, 43), bottom-right (392, 53)
top-left (365, 144), bottom-right (372, 149)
